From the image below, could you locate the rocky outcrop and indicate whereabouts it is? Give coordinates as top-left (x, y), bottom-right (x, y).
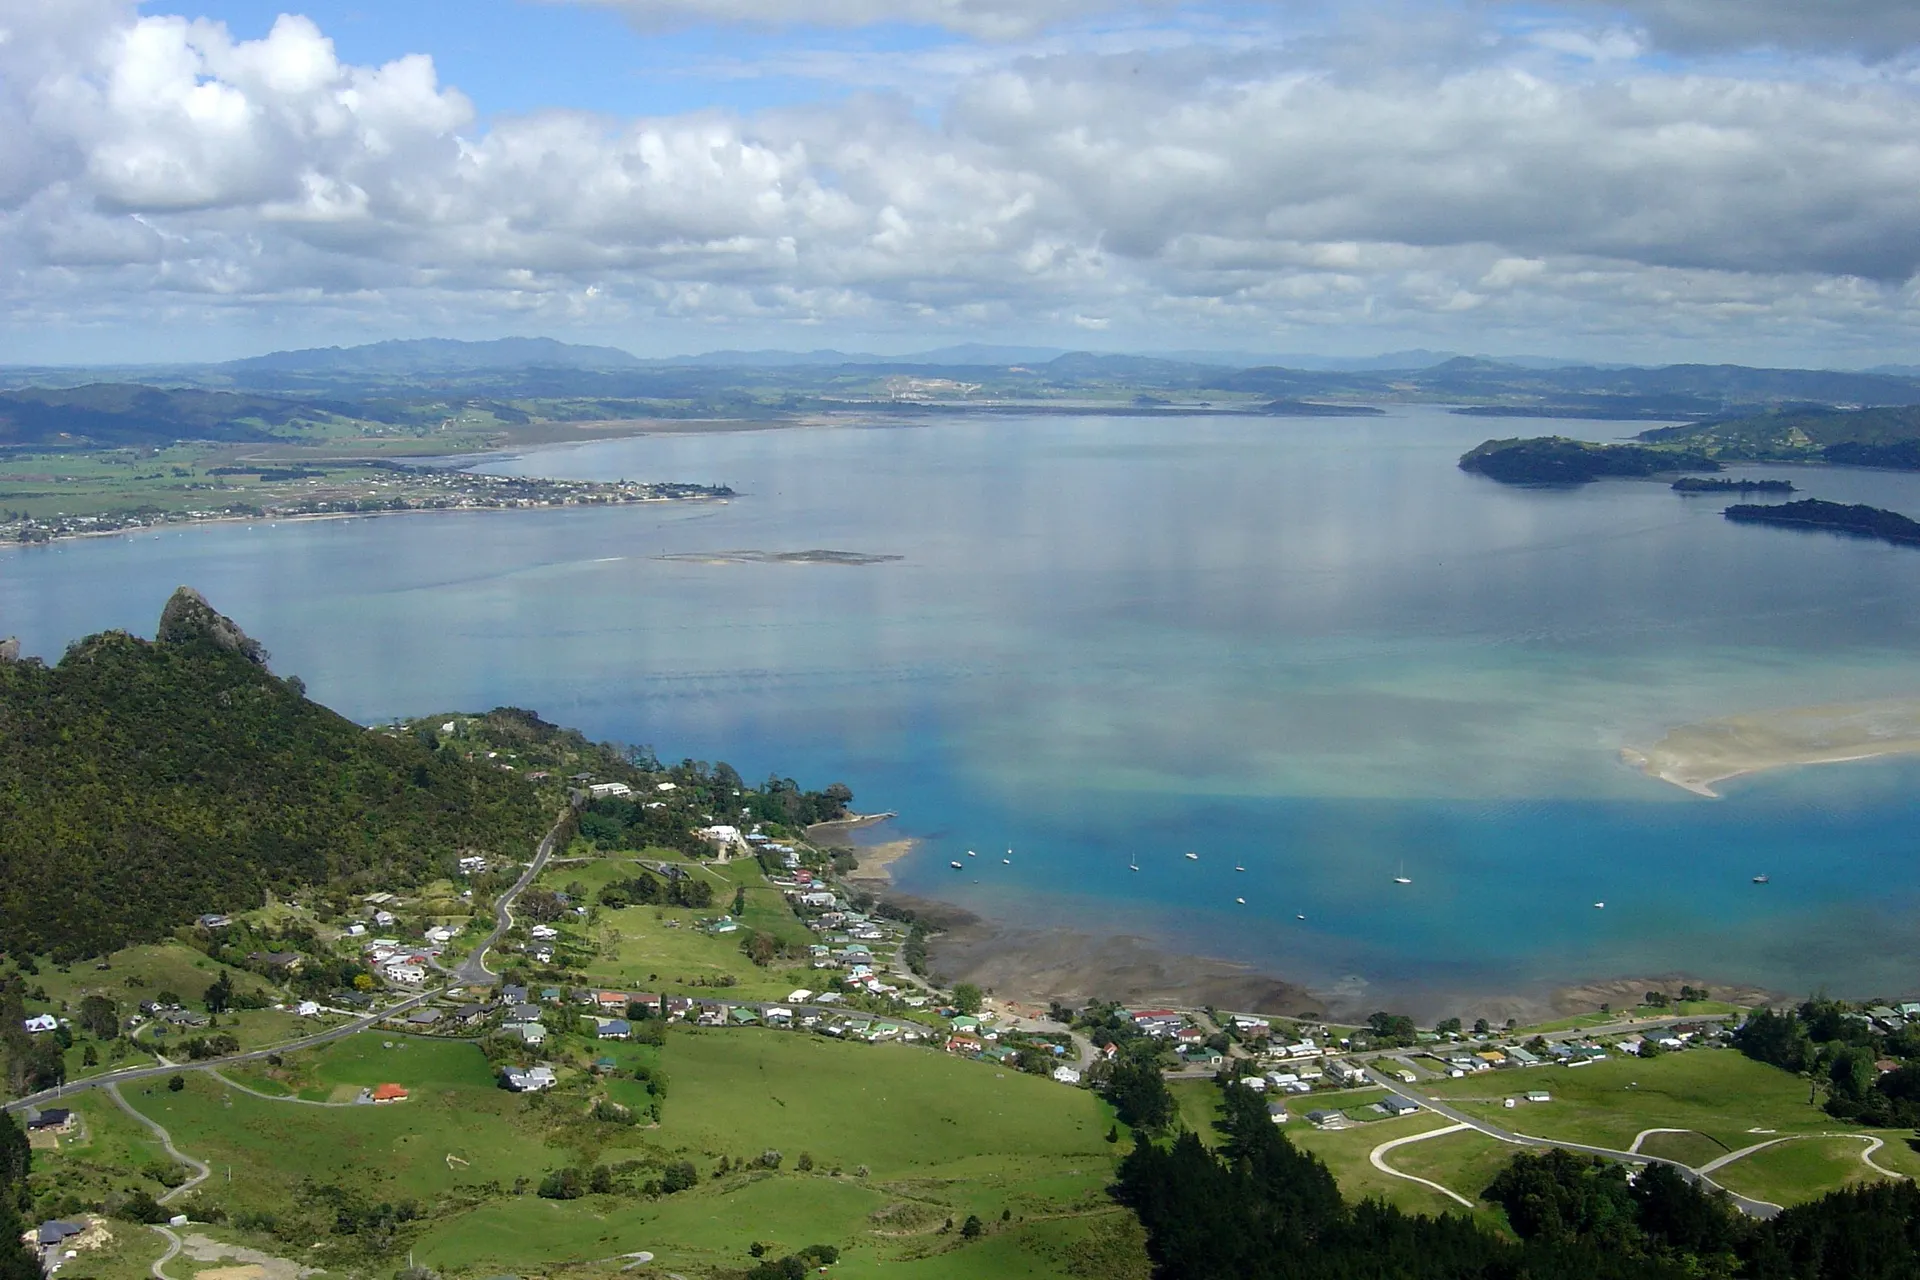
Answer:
top-left (156, 587), bottom-right (270, 667)
top-left (0, 637), bottom-right (18, 663)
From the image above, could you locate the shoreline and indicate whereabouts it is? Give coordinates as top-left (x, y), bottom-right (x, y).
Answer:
top-left (826, 819), bottom-right (1781, 1021)
top-left (0, 489), bottom-right (732, 553)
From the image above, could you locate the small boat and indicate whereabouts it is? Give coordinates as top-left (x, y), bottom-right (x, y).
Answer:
top-left (1392, 861), bottom-right (1412, 885)
top-left (1593, 901), bottom-right (1605, 909)
top-left (1002, 858), bottom-right (1011, 865)
top-left (1185, 852), bottom-right (1199, 861)
top-left (1235, 897), bottom-right (1246, 905)
top-left (1234, 865), bottom-right (1246, 873)
top-left (966, 850), bottom-right (976, 858)
top-left (1296, 913), bottom-right (1307, 920)
top-left (1129, 854), bottom-right (1140, 872)
top-left (950, 861), bottom-right (964, 870)
top-left (1752, 874), bottom-right (1770, 884)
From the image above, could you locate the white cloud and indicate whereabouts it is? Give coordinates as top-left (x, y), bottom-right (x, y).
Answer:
top-left (4, 0), bottom-right (1920, 363)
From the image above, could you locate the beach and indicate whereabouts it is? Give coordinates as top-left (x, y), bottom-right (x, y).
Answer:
top-left (1624, 697), bottom-right (1920, 797)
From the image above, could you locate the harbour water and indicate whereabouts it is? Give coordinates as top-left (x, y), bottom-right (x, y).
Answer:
top-left (9, 407), bottom-right (1920, 1014)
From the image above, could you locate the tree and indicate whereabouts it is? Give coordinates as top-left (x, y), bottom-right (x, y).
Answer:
top-left (204, 971), bottom-right (234, 1015)
top-left (952, 984), bottom-right (983, 1015)
top-left (961, 1214), bottom-right (983, 1239)
top-left (167, 1074), bottom-right (185, 1091)
top-left (1104, 1056), bottom-right (1174, 1131)
top-left (1435, 1017), bottom-right (1462, 1035)
top-left (77, 994), bottom-right (119, 1040)
top-left (1472, 1018), bottom-right (1490, 1035)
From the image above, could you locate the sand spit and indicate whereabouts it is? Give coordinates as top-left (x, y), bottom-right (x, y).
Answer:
top-left (1624, 697), bottom-right (1920, 797)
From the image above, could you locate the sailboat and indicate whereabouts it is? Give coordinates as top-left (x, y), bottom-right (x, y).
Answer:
top-left (1234, 865), bottom-right (1246, 872)
top-left (1235, 897), bottom-right (1246, 905)
top-left (1751, 874), bottom-right (1770, 884)
top-left (966, 849), bottom-right (976, 858)
top-left (1129, 854), bottom-right (1140, 872)
top-left (949, 860), bottom-right (964, 870)
top-left (1392, 861), bottom-right (1412, 885)
top-left (1002, 857), bottom-right (1011, 865)
top-left (1184, 851), bottom-right (1199, 861)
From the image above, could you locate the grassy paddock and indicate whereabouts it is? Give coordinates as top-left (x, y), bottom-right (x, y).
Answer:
top-left (1709, 1135), bottom-right (1895, 1208)
top-left (1419, 1050), bottom-right (1830, 1151)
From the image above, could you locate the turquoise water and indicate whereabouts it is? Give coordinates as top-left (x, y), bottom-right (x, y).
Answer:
top-left (8, 408), bottom-right (1920, 1013)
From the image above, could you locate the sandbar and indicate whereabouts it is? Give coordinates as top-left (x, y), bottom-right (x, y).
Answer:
top-left (1623, 697), bottom-right (1920, 797)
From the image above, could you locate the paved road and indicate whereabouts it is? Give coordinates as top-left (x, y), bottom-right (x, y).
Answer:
top-left (1360, 1065), bottom-right (1783, 1219)
top-left (5, 810), bottom-right (570, 1118)
top-left (455, 809), bottom-right (572, 986)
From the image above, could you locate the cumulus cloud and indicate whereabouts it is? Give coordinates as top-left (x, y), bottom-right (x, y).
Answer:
top-left (4, 0), bottom-right (1920, 361)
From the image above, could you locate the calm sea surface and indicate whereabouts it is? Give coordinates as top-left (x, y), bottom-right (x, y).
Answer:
top-left (9, 408), bottom-right (1920, 1013)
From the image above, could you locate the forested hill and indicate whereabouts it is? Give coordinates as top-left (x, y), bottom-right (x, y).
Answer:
top-left (0, 589), bottom-right (546, 959)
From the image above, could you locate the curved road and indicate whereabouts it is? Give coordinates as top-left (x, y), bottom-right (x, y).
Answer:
top-left (1361, 1066), bottom-right (1783, 1218)
top-left (456, 809), bottom-right (572, 985)
top-left (4, 809), bottom-right (570, 1119)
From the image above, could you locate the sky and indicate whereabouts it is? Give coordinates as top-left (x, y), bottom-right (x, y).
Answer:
top-left (4, 0), bottom-right (1920, 365)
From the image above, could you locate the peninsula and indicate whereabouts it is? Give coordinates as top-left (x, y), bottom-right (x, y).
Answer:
top-left (1623, 698), bottom-right (1920, 796)
top-left (1457, 436), bottom-right (1719, 484)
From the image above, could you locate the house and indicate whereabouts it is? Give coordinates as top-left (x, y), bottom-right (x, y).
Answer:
top-left (22, 1015), bottom-right (57, 1034)
top-left (786, 989), bottom-right (815, 1004)
top-left (373, 910), bottom-right (397, 927)
top-left (26, 1110), bottom-right (72, 1133)
top-left (1176, 1026), bottom-right (1206, 1046)
top-left (1525, 1091), bottom-right (1551, 1103)
top-left (588, 782), bottom-right (633, 799)
top-left (370, 1083), bottom-right (409, 1103)
top-left (530, 925), bottom-right (559, 941)
top-left (295, 1000), bottom-right (322, 1018)
top-left (1306, 1110), bottom-right (1345, 1128)
top-left (1330, 1061), bottom-right (1368, 1086)
top-left (947, 1034), bottom-right (985, 1055)
top-left (503, 1065), bottom-right (557, 1092)
top-left (37, 1222), bottom-right (86, 1248)
top-left (763, 1006), bottom-right (793, 1024)
top-left (385, 964), bottom-right (426, 985)
top-left (597, 1019), bottom-right (633, 1039)
top-left (196, 913), bottom-right (233, 929)
top-left (424, 926), bottom-right (456, 945)
top-left (451, 1003), bottom-right (490, 1026)
top-left (596, 991), bottom-right (629, 1010)
top-left (729, 1006), bottom-right (760, 1025)
top-left (1377, 1095), bottom-right (1421, 1118)
top-left (1181, 1046), bottom-right (1225, 1069)
top-left (696, 1003), bottom-right (728, 1026)
top-left (1284, 1040), bottom-right (1318, 1058)
top-left (1239, 1076), bottom-right (1268, 1092)
top-left (697, 824), bottom-right (743, 845)
top-left (1266, 1103), bottom-right (1290, 1124)
top-left (500, 984), bottom-right (530, 1005)
top-left (458, 855), bottom-right (489, 873)
top-left (665, 996), bottom-right (693, 1019)
top-left (249, 951), bottom-right (304, 973)
top-left (406, 1008), bottom-right (443, 1027)
top-left (1052, 1065), bottom-right (1083, 1085)
top-left (504, 1021), bottom-right (547, 1046)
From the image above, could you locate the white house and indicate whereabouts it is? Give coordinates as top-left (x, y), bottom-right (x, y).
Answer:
top-left (588, 782), bottom-right (633, 799)
top-left (22, 1015), bottom-right (57, 1034)
top-left (1052, 1065), bottom-right (1083, 1085)
top-left (503, 1065), bottom-right (556, 1092)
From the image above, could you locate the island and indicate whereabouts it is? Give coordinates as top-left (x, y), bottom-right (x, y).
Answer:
top-left (1638, 403), bottom-right (1920, 469)
top-left (1457, 436), bottom-right (1720, 484)
top-left (1723, 498), bottom-right (1920, 546)
top-left (1671, 476), bottom-right (1795, 494)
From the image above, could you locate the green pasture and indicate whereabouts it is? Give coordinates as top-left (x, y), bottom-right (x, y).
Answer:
top-left (1709, 1135), bottom-right (1895, 1208)
top-left (1380, 1127), bottom-right (1522, 1222)
top-left (1419, 1050), bottom-right (1830, 1151)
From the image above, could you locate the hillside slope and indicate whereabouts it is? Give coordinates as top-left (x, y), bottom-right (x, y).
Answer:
top-left (0, 590), bottom-right (545, 958)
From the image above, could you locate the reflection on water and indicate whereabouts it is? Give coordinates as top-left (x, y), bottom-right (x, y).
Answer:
top-left (8, 408), bottom-right (1920, 1011)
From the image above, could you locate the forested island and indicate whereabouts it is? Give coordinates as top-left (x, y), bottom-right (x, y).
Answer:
top-left (1672, 477), bottom-right (1795, 494)
top-left (1724, 499), bottom-right (1920, 547)
top-left (1457, 436), bottom-right (1719, 484)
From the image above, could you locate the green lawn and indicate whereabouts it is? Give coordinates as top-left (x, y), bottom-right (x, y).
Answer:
top-left (1168, 1079), bottom-right (1224, 1145)
top-left (1383, 1128), bottom-right (1522, 1228)
top-left (1709, 1136), bottom-right (1896, 1208)
top-left (1634, 1130), bottom-right (1732, 1168)
top-left (1288, 1114), bottom-right (1473, 1218)
top-left (1419, 1050), bottom-right (1832, 1152)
